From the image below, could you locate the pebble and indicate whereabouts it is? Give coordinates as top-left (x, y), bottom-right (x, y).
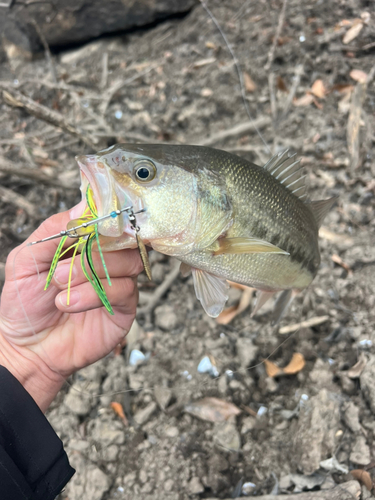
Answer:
top-left (188, 476), bottom-right (204, 494)
top-left (154, 304), bottom-right (179, 330)
top-left (214, 422), bottom-right (241, 451)
top-left (64, 388), bottom-right (96, 417)
top-left (294, 389), bottom-right (340, 474)
top-left (164, 478), bottom-right (174, 491)
top-left (134, 402), bottom-right (158, 426)
top-left (154, 385), bottom-right (173, 410)
top-left (236, 337), bottom-right (258, 368)
top-left (165, 426), bottom-right (179, 438)
top-left (342, 401), bottom-right (361, 433)
top-left (360, 357), bottom-right (375, 414)
top-left (350, 435), bottom-right (371, 465)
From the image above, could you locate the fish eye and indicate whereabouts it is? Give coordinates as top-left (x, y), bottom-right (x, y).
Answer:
top-left (134, 160), bottom-right (156, 183)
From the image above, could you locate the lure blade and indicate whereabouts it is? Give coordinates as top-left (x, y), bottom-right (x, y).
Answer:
top-left (136, 233), bottom-right (152, 281)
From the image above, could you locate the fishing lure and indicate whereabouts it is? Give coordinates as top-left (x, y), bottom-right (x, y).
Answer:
top-left (28, 186), bottom-right (149, 314)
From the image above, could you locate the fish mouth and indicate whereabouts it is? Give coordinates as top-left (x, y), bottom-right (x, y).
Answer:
top-left (75, 154), bottom-right (130, 237)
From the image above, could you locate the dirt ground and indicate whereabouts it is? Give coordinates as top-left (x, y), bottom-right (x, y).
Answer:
top-left (1, 0), bottom-right (375, 499)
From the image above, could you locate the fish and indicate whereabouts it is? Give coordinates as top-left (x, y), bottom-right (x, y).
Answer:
top-left (74, 144), bottom-right (337, 321)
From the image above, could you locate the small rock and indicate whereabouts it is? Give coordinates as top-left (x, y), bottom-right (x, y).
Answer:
top-left (360, 357), bottom-right (375, 414)
top-left (188, 476), bottom-right (204, 495)
top-left (236, 337), bottom-right (258, 368)
top-left (90, 420), bottom-right (125, 446)
top-left (154, 304), bottom-right (179, 330)
top-left (154, 385), bottom-right (173, 410)
top-left (214, 422), bottom-right (241, 451)
top-left (208, 454), bottom-right (229, 472)
top-left (134, 401), bottom-right (158, 426)
top-left (165, 426), bottom-right (179, 438)
top-left (68, 439), bottom-right (90, 452)
top-left (265, 376), bottom-right (278, 393)
top-left (139, 469), bottom-right (148, 484)
top-left (350, 435), bottom-right (371, 465)
top-left (342, 401), bottom-right (361, 433)
top-left (164, 478), bottom-right (174, 492)
top-left (241, 416), bottom-right (256, 434)
top-left (101, 444), bottom-right (119, 462)
top-left (64, 389), bottom-right (95, 417)
top-left (294, 389), bottom-right (340, 474)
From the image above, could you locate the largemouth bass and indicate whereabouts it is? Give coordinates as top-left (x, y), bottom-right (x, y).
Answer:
top-left (75, 144), bottom-right (337, 321)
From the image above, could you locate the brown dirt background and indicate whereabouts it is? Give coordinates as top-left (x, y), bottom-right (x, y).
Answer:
top-left (0, 1), bottom-right (375, 499)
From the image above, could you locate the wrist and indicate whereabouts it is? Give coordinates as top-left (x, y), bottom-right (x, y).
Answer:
top-left (0, 330), bottom-right (64, 412)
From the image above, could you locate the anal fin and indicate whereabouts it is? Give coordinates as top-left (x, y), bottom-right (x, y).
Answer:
top-left (251, 290), bottom-right (275, 317)
top-left (192, 268), bottom-right (229, 318)
top-left (213, 237), bottom-right (289, 256)
top-left (272, 289), bottom-right (299, 325)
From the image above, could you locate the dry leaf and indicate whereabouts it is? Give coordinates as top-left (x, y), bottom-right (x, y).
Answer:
top-left (276, 75), bottom-right (288, 92)
top-left (350, 69), bottom-right (368, 84)
top-left (294, 93), bottom-right (314, 106)
top-left (110, 402), bottom-right (128, 425)
top-left (283, 353), bottom-right (306, 375)
top-left (244, 72), bottom-right (257, 92)
top-left (217, 286), bottom-right (254, 325)
top-left (205, 41), bottom-right (217, 50)
top-left (343, 22), bottom-right (363, 44)
top-left (347, 354), bottom-right (367, 378)
top-left (264, 359), bottom-right (281, 378)
top-left (331, 83), bottom-right (354, 94)
top-left (184, 397), bottom-right (241, 423)
top-left (351, 469), bottom-right (373, 491)
top-left (331, 253), bottom-right (352, 273)
top-left (311, 79), bottom-right (326, 98)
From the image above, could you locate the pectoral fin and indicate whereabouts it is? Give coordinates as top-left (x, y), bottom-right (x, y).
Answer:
top-left (192, 268), bottom-right (229, 317)
top-left (213, 237), bottom-right (289, 256)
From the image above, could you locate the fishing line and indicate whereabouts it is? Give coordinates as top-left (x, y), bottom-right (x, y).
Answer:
top-left (200, 0), bottom-right (271, 154)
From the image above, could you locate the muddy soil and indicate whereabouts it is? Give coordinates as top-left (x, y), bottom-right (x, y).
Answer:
top-left (0, 1), bottom-right (375, 499)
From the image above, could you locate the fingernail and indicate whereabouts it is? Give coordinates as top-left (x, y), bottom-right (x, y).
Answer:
top-left (55, 263), bottom-right (76, 284)
top-left (59, 290), bottom-right (80, 307)
top-left (69, 199), bottom-right (86, 219)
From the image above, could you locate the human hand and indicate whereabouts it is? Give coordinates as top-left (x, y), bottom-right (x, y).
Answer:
top-left (0, 204), bottom-right (142, 411)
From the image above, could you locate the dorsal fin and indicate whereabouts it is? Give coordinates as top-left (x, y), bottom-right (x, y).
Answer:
top-left (307, 196), bottom-right (339, 228)
top-left (263, 150), bottom-right (307, 201)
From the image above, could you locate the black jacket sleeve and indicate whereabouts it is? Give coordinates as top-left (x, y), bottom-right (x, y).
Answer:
top-left (0, 366), bottom-right (75, 500)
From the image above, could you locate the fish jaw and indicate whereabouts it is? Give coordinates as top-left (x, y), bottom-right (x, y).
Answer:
top-left (75, 153), bottom-right (133, 238)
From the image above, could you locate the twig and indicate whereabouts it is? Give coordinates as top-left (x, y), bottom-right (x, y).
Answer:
top-left (1, 88), bottom-right (97, 150)
top-left (99, 64), bottom-right (160, 115)
top-left (100, 52), bottom-right (109, 90)
top-left (279, 315), bottom-right (329, 334)
top-left (279, 63), bottom-right (304, 122)
top-left (137, 260), bottom-right (181, 315)
top-left (0, 185), bottom-right (38, 217)
top-left (196, 116), bottom-right (271, 146)
top-left (31, 19), bottom-right (57, 83)
top-left (0, 156), bottom-right (78, 189)
top-left (268, 72), bottom-right (277, 122)
top-left (199, 0), bottom-right (270, 152)
top-left (264, 0), bottom-right (288, 71)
